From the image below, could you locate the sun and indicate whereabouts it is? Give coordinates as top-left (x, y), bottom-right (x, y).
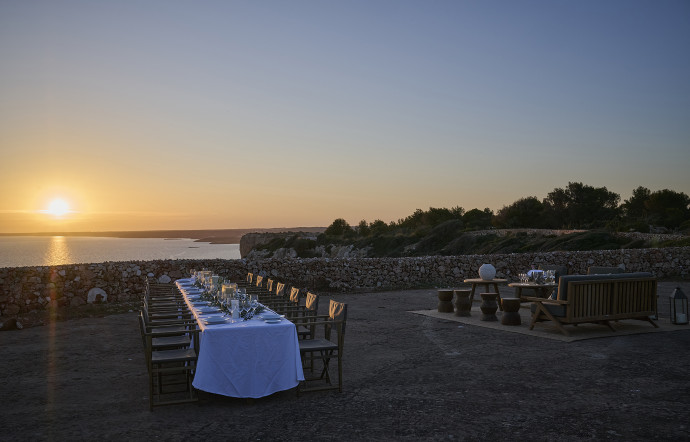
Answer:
top-left (45, 198), bottom-right (70, 217)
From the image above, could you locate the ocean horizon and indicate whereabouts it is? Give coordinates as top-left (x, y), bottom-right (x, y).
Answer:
top-left (0, 236), bottom-right (241, 268)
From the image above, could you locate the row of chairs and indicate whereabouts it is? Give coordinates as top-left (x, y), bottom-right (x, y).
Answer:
top-left (138, 274), bottom-right (349, 408)
top-left (138, 280), bottom-right (199, 410)
top-left (246, 273), bottom-right (348, 393)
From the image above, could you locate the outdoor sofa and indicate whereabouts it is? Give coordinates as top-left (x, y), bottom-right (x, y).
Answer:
top-left (527, 272), bottom-right (658, 336)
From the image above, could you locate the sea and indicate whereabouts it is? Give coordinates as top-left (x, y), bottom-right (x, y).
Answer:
top-left (0, 236), bottom-right (241, 268)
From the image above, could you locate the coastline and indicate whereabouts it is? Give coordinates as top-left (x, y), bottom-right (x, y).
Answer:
top-left (0, 227), bottom-right (326, 245)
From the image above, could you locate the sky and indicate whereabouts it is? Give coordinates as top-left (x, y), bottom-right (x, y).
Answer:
top-left (1, 0), bottom-right (688, 233)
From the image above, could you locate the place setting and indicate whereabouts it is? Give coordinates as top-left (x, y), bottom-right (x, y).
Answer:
top-left (202, 314), bottom-right (232, 325)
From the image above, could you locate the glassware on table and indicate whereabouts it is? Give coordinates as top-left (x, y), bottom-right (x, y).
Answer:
top-left (230, 299), bottom-right (240, 322)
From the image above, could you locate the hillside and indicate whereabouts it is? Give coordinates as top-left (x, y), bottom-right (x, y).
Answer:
top-left (246, 225), bottom-right (690, 259)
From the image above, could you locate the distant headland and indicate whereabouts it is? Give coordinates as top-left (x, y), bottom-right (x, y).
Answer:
top-left (0, 227), bottom-right (326, 245)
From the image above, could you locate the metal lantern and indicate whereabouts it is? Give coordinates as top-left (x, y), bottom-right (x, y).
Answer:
top-left (669, 287), bottom-right (688, 325)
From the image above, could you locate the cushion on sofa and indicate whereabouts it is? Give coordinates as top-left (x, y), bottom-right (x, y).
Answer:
top-left (530, 302), bottom-right (567, 317)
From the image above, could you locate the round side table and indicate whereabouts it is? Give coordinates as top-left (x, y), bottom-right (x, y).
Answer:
top-left (437, 289), bottom-right (455, 313)
top-left (480, 293), bottom-right (498, 321)
top-left (500, 298), bottom-right (522, 325)
top-left (454, 289), bottom-right (472, 317)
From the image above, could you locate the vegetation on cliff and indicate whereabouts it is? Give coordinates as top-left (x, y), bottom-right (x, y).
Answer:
top-left (252, 182), bottom-right (689, 258)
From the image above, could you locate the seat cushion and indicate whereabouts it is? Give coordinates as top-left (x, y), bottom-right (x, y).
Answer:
top-left (151, 347), bottom-right (197, 364)
top-left (152, 335), bottom-right (191, 349)
top-left (299, 338), bottom-right (338, 353)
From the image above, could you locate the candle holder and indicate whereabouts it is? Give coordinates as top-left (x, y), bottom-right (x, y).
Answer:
top-left (669, 287), bottom-right (688, 325)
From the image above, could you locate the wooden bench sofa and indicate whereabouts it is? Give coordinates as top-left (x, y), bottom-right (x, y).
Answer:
top-left (526, 272), bottom-right (658, 336)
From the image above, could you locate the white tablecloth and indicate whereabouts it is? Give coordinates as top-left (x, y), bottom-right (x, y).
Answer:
top-left (176, 279), bottom-right (304, 398)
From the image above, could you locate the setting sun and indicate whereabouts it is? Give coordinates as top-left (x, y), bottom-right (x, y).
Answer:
top-left (45, 199), bottom-right (70, 217)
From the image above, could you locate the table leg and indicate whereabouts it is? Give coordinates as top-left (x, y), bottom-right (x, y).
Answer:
top-left (491, 283), bottom-right (503, 311)
top-left (469, 284), bottom-right (478, 305)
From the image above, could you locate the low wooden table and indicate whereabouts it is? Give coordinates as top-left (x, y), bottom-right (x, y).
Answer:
top-left (508, 282), bottom-right (557, 301)
top-left (463, 278), bottom-right (508, 310)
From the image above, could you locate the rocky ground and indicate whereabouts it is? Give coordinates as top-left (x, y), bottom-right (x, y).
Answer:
top-left (2, 281), bottom-right (689, 441)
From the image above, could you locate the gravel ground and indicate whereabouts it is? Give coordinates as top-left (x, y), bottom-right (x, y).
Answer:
top-left (2, 281), bottom-right (689, 441)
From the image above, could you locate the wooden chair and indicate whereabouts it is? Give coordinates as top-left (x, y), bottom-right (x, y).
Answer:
top-left (294, 300), bottom-right (347, 393)
top-left (258, 281), bottom-right (288, 306)
top-left (270, 287), bottom-right (301, 316)
top-left (140, 303), bottom-right (195, 330)
top-left (138, 312), bottom-right (199, 410)
top-left (138, 311), bottom-right (193, 351)
top-left (291, 292), bottom-right (320, 338)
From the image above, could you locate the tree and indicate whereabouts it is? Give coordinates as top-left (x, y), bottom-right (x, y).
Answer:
top-left (396, 206), bottom-right (464, 230)
top-left (621, 186), bottom-right (651, 221)
top-left (463, 208), bottom-right (493, 230)
top-left (324, 218), bottom-right (353, 236)
top-left (542, 182), bottom-right (620, 229)
top-left (369, 219), bottom-right (389, 236)
top-left (494, 197), bottom-right (544, 228)
top-left (357, 219), bottom-right (370, 236)
top-left (645, 189), bottom-right (690, 229)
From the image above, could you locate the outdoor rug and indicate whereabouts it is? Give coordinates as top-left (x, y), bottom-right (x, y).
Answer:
top-left (410, 306), bottom-right (684, 342)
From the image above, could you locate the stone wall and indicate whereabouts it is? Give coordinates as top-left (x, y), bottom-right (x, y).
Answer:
top-left (247, 247), bottom-right (690, 291)
top-left (0, 259), bottom-right (247, 317)
top-left (1, 247), bottom-right (688, 318)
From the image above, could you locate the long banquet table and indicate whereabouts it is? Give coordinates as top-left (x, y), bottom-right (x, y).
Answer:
top-left (175, 279), bottom-right (304, 399)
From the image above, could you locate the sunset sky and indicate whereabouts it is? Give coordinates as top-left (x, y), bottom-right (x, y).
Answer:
top-left (1, 1), bottom-right (688, 234)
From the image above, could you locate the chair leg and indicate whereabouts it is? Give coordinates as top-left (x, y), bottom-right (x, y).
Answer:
top-left (318, 350), bottom-right (333, 385)
top-left (149, 370), bottom-right (154, 411)
top-left (338, 352), bottom-right (343, 393)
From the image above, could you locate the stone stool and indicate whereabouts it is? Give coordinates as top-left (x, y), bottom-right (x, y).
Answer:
top-left (454, 289), bottom-right (472, 317)
top-left (437, 289), bottom-right (455, 313)
top-left (479, 293), bottom-right (499, 321)
top-left (500, 297), bottom-right (522, 326)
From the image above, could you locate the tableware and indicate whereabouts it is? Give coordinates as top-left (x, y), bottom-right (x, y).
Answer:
top-left (204, 316), bottom-right (230, 325)
top-left (198, 306), bottom-right (221, 314)
top-left (231, 299), bottom-right (240, 320)
top-left (264, 318), bottom-right (282, 324)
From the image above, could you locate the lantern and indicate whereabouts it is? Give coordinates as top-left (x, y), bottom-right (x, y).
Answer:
top-left (669, 287), bottom-right (688, 325)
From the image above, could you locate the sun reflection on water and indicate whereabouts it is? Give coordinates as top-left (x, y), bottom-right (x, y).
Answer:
top-left (44, 236), bottom-right (73, 266)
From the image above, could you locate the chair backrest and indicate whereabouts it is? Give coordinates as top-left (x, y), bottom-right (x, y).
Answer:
top-left (587, 266), bottom-right (624, 275)
top-left (327, 299), bottom-right (347, 338)
top-left (266, 279), bottom-right (274, 293)
top-left (147, 283), bottom-right (177, 297)
top-left (255, 275), bottom-right (264, 288)
top-left (289, 287), bottom-right (300, 303)
top-left (276, 282), bottom-right (285, 297)
top-left (305, 292), bottom-right (319, 312)
top-left (246, 273), bottom-right (254, 284)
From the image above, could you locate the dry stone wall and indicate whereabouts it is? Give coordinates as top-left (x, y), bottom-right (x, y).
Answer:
top-left (248, 247), bottom-right (690, 291)
top-left (1, 247), bottom-right (688, 318)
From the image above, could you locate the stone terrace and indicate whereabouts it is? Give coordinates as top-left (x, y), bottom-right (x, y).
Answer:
top-left (2, 281), bottom-right (689, 441)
